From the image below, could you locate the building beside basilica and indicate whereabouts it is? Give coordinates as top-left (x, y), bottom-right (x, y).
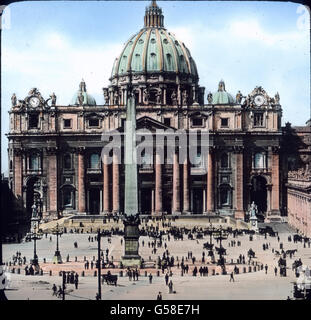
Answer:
top-left (6, 1), bottom-right (308, 226)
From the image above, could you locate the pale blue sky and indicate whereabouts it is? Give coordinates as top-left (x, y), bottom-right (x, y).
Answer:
top-left (1, 1), bottom-right (310, 174)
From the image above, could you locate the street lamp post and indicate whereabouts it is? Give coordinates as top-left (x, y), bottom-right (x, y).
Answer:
top-left (29, 225), bottom-right (43, 273)
top-left (207, 225), bottom-right (215, 258)
top-left (213, 227), bottom-right (229, 267)
top-left (52, 223), bottom-right (63, 264)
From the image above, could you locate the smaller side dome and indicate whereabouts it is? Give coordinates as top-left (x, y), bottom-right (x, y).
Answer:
top-left (70, 79), bottom-right (96, 106)
top-left (212, 80), bottom-right (235, 104)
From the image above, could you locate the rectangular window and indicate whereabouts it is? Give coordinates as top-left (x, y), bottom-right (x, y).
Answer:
top-left (29, 114), bottom-right (39, 129)
top-left (29, 155), bottom-right (39, 170)
top-left (192, 118), bottom-right (203, 127)
top-left (254, 113), bottom-right (264, 127)
top-left (254, 153), bottom-right (266, 169)
top-left (90, 154), bottom-right (100, 169)
top-left (63, 119), bottom-right (72, 128)
top-left (220, 118), bottom-right (229, 127)
top-left (89, 118), bottom-right (99, 127)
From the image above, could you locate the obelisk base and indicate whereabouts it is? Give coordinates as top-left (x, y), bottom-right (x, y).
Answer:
top-left (121, 215), bottom-right (141, 268)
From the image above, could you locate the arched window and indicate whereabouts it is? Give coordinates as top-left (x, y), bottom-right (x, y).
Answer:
top-left (220, 153), bottom-right (229, 168)
top-left (64, 154), bottom-right (71, 170)
top-left (62, 187), bottom-right (75, 209)
top-left (219, 185), bottom-right (231, 207)
top-left (254, 152), bottom-right (266, 169)
top-left (150, 53), bottom-right (157, 70)
top-left (90, 153), bottom-right (100, 169)
top-left (29, 154), bottom-right (39, 170)
top-left (166, 54), bottom-right (172, 70)
top-left (133, 54), bottom-right (141, 71)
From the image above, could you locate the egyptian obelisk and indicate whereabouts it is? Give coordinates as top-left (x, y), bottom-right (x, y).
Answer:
top-left (121, 84), bottom-right (141, 267)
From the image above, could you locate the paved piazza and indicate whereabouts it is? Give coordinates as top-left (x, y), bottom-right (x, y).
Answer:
top-left (2, 221), bottom-right (310, 300)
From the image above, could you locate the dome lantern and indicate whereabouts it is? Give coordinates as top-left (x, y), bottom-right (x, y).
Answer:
top-left (144, 0), bottom-right (164, 28)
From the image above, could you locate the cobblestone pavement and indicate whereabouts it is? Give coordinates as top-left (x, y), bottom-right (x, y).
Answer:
top-left (3, 222), bottom-right (310, 300)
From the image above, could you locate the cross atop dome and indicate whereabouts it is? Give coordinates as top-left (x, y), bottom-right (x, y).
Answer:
top-left (144, 0), bottom-right (164, 28)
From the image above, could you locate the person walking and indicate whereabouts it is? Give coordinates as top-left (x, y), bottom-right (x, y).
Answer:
top-left (149, 273), bottom-right (153, 284)
top-left (52, 284), bottom-right (57, 296)
top-left (274, 267), bottom-right (278, 276)
top-left (165, 273), bottom-right (169, 285)
top-left (157, 292), bottom-right (162, 300)
top-left (168, 280), bottom-right (173, 293)
top-left (265, 264), bottom-right (268, 274)
top-left (230, 272), bottom-right (235, 282)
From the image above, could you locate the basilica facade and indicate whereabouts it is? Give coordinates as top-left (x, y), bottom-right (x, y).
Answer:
top-left (7, 1), bottom-right (290, 222)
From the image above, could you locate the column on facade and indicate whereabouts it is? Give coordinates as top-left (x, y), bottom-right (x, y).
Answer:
top-left (112, 151), bottom-right (120, 214)
top-left (154, 151), bottom-right (163, 215)
top-left (271, 149), bottom-right (280, 214)
top-left (234, 149), bottom-right (244, 219)
top-left (206, 150), bottom-right (214, 213)
top-left (183, 151), bottom-right (190, 213)
top-left (14, 149), bottom-right (23, 198)
top-left (163, 87), bottom-right (167, 105)
top-left (78, 149), bottom-right (86, 213)
top-left (172, 150), bottom-right (181, 214)
top-left (103, 153), bottom-right (110, 214)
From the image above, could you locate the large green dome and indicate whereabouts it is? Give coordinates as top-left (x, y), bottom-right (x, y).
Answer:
top-left (111, 28), bottom-right (198, 78)
top-left (110, 1), bottom-right (198, 80)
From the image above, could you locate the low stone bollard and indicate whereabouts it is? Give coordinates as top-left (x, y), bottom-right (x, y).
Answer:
top-left (119, 271), bottom-right (123, 277)
top-left (49, 270), bottom-right (52, 276)
top-left (82, 271), bottom-right (85, 277)
top-left (157, 271), bottom-right (160, 277)
top-left (94, 271), bottom-right (97, 277)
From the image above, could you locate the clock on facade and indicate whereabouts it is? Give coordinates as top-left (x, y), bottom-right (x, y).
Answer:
top-left (254, 94), bottom-right (265, 107)
top-left (29, 96), bottom-right (40, 108)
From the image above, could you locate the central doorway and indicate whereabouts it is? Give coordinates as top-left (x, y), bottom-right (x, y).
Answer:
top-left (250, 176), bottom-right (267, 214)
top-left (192, 188), bottom-right (203, 214)
top-left (140, 188), bottom-right (152, 214)
top-left (89, 188), bottom-right (100, 214)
